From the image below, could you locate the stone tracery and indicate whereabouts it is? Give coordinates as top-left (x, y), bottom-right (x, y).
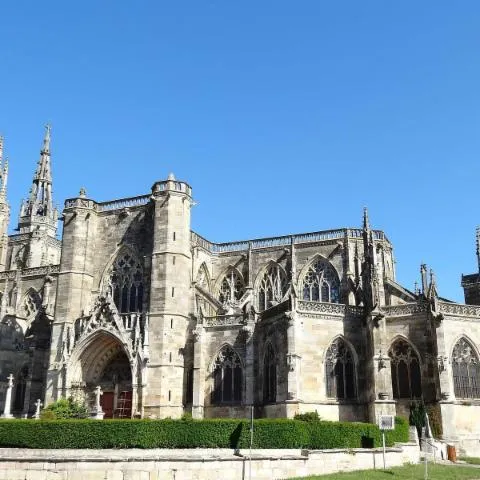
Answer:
top-left (211, 345), bottom-right (243, 404)
top-left (302, 258), bottom-right (340, 303)
top-left (389, 339), bottom-right (422, 399)
top-left (107, 251), bottom-right (144, 314)
top-left (452, 337), bottom-right (480, 399)
top-left (257, 263), bottom-right (288, 311)
top-left (217, 269), bottom-right (245, 306)
top-left (325, 338), bottom-right (356, 399)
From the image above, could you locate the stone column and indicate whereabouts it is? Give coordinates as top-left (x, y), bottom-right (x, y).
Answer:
top-left (131, 383), bottom-right (138, 418)
top-left (435, 316), bottom-right (456, 441)
top-left (243, 322), bottom-right (255, 408)
top-left (285, 310), bottom-right (301, 417)
top-left (22, 374), bottom-right (32, 417)
top-left (2, 374), bottom-right (14, 418)
top-left (192, 326), bottom-right (205, 419)
top-left (368, 313), bottom-right (396, 422)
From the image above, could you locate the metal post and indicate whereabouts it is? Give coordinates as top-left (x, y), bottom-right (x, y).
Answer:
top-left (249, 405), bottom-right (254, 480)
top-left (424, 438), bottom-right (428, 480)
top-left (382, 430), bottom-right (386, 470)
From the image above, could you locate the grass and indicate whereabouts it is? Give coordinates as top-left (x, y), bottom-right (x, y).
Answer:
top-left (462, 457), bottom-right (480, 465)
top-left (288, 463), bottom-right (480, 479)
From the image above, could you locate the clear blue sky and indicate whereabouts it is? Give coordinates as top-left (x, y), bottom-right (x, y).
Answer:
top-left (1, 1), bottom-right (480, 301)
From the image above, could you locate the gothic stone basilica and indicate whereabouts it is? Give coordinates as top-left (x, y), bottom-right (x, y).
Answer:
top-left (1, 127), bottom-right (480, 454)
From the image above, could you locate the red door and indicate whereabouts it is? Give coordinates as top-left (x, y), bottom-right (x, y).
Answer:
top-left (101, 392), bottom-right (114, 419)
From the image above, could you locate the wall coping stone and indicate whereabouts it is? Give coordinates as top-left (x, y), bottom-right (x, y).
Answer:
top-left (0, 444), bottom-right (417, 463)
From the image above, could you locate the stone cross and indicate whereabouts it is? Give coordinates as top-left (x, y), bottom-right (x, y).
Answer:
top-left (2, 374), bottom-right (14, 418)
top-left (94, 386), bottom-right (103, 411)
top-left (91, 386), bottom-right (104, 420)
top-left (34, 399), bottom-right (42, 420)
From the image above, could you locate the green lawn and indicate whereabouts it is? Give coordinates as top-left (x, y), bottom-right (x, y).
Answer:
top-left (462, 457), bottom-right (480, 465)
top-left (288, 463), bottom-right (480, 479)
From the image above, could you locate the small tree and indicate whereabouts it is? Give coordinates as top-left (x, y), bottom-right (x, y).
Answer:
top-left (409, 402), bottom-right (426, 439)
top-left (41, 397), bottom-right (89, 420)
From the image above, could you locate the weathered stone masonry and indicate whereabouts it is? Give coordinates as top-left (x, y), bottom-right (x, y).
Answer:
top-left (1, 128), bottom-right (480, 455)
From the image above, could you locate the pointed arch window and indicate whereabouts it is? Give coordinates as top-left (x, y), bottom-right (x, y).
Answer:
top-left (302, 259), bottom-right (340, 303)
top-left (389, 339), bottom-right (422, 399)
top-left (23, 290), bottom-right (41, 319)
top-left (452, 338), bottom-right (480, 399)
top-left (263, 343), bottom-right (277, 403)
top-left (211, 346), bottom-right (243, 404)
top-left (325, 338), bottom-right (356, 399)
top-left (258, 264), bottom-right (288, 311)
top-left (108, 252), bottom-right (144, 313)
top-left (218, 270), bottom-right (245, 305)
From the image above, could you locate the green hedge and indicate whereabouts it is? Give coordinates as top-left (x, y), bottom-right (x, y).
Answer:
top-left (0, 417), bottom-right (408, 450)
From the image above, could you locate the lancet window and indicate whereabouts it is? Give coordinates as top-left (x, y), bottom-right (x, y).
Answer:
top-left (263, 343), bottom-right (277, 403)
top-left (325, 338), bottom-right (356, 399)
top-left (302, 258), bottom-right (340, 303)
top-left (257, 264), bottom-right (288, 311)
top-left (452, 337), bottom-right (480, 399)
top-left (23, 289), bottom-right (41, 319)
top-left (108, 252), bottom-right (144, 313)
top-left (389, 339), bottom-right (422, 399)
top-left (218, 269), bottom-right (245, 305)
top-left (211, 345), bottom-right (243, 404)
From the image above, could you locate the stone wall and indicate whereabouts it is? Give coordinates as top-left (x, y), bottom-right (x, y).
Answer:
top-left (0, 443), bottom-right (420, 480)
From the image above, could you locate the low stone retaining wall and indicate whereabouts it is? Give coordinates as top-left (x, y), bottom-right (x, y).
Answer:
top-left (0, 443), bottom-right (420, 480)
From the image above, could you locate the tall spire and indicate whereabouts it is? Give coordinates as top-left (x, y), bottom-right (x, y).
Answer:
top-left (0, 136), bottom-right (7, 197)
top-left (476, 226), bottom-right (480, 274)
top-left (363, 206), bottom-right (370, 231)
top-left (18, 125), bottom-right (57, 235)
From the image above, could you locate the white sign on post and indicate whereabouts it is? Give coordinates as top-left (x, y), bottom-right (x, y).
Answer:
top-left (378, 415), bottom-right (395, 431)
top-left (378, 415), bottom-right (395, 471)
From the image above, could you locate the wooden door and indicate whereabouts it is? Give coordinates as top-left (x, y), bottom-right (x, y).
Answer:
top-left (101, 392), bottom-right (114, 419)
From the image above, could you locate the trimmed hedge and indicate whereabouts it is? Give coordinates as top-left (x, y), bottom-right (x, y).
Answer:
top-left (0, 417), bottom-right (408, 450)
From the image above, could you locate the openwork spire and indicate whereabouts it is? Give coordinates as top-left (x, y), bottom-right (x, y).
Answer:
top-left (476, 226), bottom-right (480, 273)
top-left (363, 206), bottom-right (370, 231)
top-left (18, 125), bottom-right (57, 234)
top-left (0, 136), bottom-right (8, 198)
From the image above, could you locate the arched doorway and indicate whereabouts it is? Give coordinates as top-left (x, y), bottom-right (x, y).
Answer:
top-left (69, 331), bottom-right (134, 419)
top-left (98, 350), bottom-right (132, 418)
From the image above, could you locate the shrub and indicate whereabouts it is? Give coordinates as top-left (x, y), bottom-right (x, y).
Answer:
top-left (0, 416), bottom-right (409, 450)
top-left (425, 403), bottom-right (443, 438)
top-left (294, 411), bottom-right (322, 422)
top-left (41, 397), bottom-right (89, 420)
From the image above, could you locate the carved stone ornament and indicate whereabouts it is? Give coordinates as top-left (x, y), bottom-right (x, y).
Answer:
top-left (192, 327), bottom-right (203, 343)
top-left (437, 355), bottom-right (447, 373)
top-left (286, 353), bottom-right (300, 372)
top-left (241, 322), bottom-right (254, 342)
top-left (377, 350), bottom-right (387, 370)
top-left (284, 310), bottom-right (295, 327)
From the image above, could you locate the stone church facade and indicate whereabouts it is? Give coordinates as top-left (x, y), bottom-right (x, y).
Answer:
top-left (1, 127), bottom-right (480, 453)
